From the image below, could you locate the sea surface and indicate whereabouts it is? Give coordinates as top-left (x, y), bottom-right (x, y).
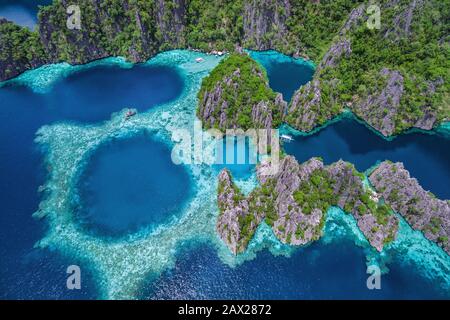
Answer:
top-left (0, 63), bottom-right (184, 299)
top-left (142, 239), bottom-right (449, 300)
top-left (0, 0), bottom-right (52, 29)
top-left (0, 48), bottom-right (448, 299)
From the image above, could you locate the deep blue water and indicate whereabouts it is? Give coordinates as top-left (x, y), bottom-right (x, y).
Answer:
top-left (213, 137), bottom-right (256, 179)
top-left (139, 53), bottom-right (450, 300)
top-left (141, 240), bottom-right (449, 300)
top-left (283, 117), bottom-right (450, 199)
top-left (249, 51), bottom-right (315, 102)
top-left (0, 64), bottom-right (183, 299)
top-left (77, 133), bottom-right (192, 237)
top-left (0, 50), bottom-right (449, 300)
top-left (0, 0), bottom-right (52, 29)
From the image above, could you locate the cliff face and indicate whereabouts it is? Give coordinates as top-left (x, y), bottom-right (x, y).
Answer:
top-left (218, 156), bottom-right (450, 255)
top-left (286, 38), bottom-right (352, 131)
top-left (217, 156), bottom-right (399, 254)
top-left (38, 0), bottom-right (160, 64)
top-left (285, 0), bottom-right (448, 136)
top-left (0, 0), bottom-right (360, 81)
top-left (155, 0), bottom-right (186, 49)
top-left (0, 0), bottom-right (189, 81)
top-left (242, 0), bottom-right (291, 51)
top-left (217, 169), bottom-right (266, 254)
top-left (327, 160), bottom-right (398, 251)
top-left (369, 161), bottom-right (450, 254)
top-left (1, 0), bottom-right (447, 137)
top-left (355, 68), bottom-right (404, 137)
top-left (0, 19), bottom-right (48, 81)
top-left (197, 53), bottom-right (286, 132)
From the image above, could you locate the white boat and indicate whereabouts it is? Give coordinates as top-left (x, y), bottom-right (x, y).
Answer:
top-left (281, 134), bottom-right (294, 142)
top-left (195, 57), bottom-right (204, 63)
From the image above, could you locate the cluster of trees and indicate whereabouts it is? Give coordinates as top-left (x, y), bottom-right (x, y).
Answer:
top-left (197, 53), bottom-right (281, 130)
top-left (1, 0), bottom-right (361, 78)
top-left (293, 169), bottom-right (337, 216)
top-left (0, 20), bottom-right (46, 78)
top-left (314, 0), bottom-right (449, 134)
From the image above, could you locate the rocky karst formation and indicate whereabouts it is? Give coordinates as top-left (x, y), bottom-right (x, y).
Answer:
top-left (0, 0), bottom-right (360, 80)
top-left (217, 156), bottom-right (399, 254)
top-left (1, 0), bottom-right (448, 137)
top-left (355, 68), bottom-right (405, 137)
top-left (37, 0), bottom-right (171, 64)
top-left (369, 161), bottom-right (450, 254)
top-left (197, 53), bottom-right (286, 133)
top-left (154, 0), bottom-right (186, 49)
top-left (242, 0), bottom-right (291, 51)
top-left (383, 0), bottom-right (424, 41)
top-left (0, 18), bottom-right (48, 81)
top-left (286, 38), bottom-right (351, 131)
top-left (286, 0), bottom-right (448, 136)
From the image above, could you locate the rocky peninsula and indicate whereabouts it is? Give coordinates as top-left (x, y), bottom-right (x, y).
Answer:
top-left (197, 53), bottom-right (286, 132)
top-left (217, 156), bottom-right (399, 254)
top-left (369, 161), bottom-right (450, 254)
top-left (217, 156), bottom-right (450, 255)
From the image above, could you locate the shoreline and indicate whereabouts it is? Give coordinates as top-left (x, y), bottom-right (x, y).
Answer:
top-left (1, 49), bottom-right (449, 299)
top-left (2, 48), bottom-right (448, 141)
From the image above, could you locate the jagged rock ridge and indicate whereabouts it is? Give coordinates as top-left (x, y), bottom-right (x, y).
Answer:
top-left (369, 161), bottom-right (450, 254)
top-left (217, 156), bottom-right (399, 254)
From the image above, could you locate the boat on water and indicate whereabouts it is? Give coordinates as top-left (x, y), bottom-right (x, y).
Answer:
top-left (281, 134), bottom-right (294, 142)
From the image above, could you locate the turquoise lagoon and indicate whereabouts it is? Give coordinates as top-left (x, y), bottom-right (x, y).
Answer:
top-left (0, 50), bottom-right (449, 299)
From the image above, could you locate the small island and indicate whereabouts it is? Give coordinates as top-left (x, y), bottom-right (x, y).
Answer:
top-left (217, 157), bottom-right (450, 255)
top-left (217, 156), bottom-right (398, 254)
top-left (197, 52), bottom-right (285, 131)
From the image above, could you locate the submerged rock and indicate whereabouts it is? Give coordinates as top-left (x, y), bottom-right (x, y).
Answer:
top-left (369, 161), bottom-right (450, 254)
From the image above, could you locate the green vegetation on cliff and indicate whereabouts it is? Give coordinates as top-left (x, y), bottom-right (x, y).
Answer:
top-left (1, 0), bottom-right (448, 136)
top-left (300, 0), bottom-right (450, 135)
top-left (293, 169), bottom-right (337, 215)
top-left (0, 20), bottom-right (47, 79)
top-left (197, 53), bottom-right (283, 130)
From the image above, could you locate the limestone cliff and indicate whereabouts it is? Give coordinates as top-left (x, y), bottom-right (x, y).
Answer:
top-left (197, 53), bottom-right (286, 132)
top-left (369, 161), bottom-right (450, 254)
top-left (286, 0), bottom-right (448, 136)
top-left (0, 19), bottom-right (48, 81)
top-left (217, 156), bottom-right (399, 254)
top-left (242, 0), bottom-right (291, 51)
